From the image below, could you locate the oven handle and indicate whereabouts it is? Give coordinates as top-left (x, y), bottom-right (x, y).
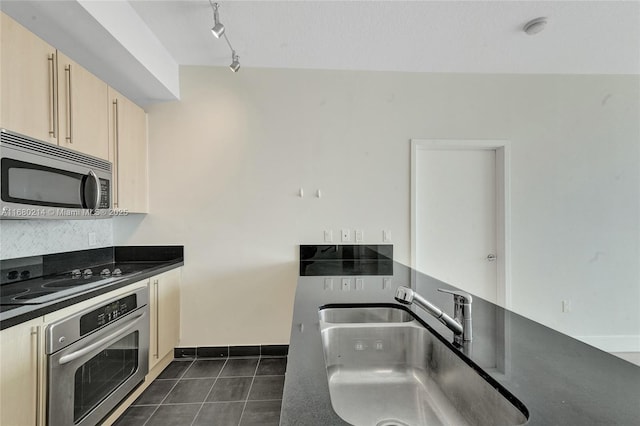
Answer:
top-left (58, 311), bottom-right (146, 366)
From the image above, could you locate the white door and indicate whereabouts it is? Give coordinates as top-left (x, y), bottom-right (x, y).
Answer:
top-left (414, 147), bottom-right (499, 303)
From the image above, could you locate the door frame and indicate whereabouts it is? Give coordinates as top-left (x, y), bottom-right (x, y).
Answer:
top-left (410, 139), bottom-right (512, 308)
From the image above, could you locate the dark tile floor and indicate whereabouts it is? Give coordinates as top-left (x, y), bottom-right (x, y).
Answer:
top-left (114, 356), bottom-right (287, 426)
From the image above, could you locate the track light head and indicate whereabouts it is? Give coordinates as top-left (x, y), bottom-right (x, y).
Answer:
top-left (210, 2), bottom-right (225, 38)
top-left (209, 1), bottom-right (240, 73)
top-left (211, 22), bottom-right (225, 38)
top-left (229, 52), bottom-right (240, 73)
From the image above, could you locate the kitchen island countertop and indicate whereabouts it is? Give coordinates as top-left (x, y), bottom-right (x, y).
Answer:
top-left (281, 262), bottom-right (640, 425)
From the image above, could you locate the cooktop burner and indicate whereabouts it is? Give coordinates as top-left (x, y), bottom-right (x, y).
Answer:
top-left (0, 262), bottom-right (157, 306)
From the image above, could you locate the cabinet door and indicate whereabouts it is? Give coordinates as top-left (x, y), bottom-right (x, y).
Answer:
top-left (149, 268), bottom-right (181, 369)
top-left (0, 12), bottom-right (58, 144)
top-left (108, 87), bottom-right (148, 212)
top-left (0, 317), bottom-right (44, 426)
top-left (57, 51), bottom-right (109, 160)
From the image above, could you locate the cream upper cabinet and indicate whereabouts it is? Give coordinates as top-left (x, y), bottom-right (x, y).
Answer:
top-left (0, 317), bottom-right (45, 426)
top-left (149, 268), bottom-right (181, 370)
top-left (108, 87), bottom-right (148, 212)
top-left (0, 12), bottom-right (58, 144)
top-left (57, 51), bottom-right (110, 160)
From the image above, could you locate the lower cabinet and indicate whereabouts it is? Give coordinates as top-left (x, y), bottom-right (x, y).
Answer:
top-left (149, 268), bottom-right (181, 370)
top-left (0, 317), bottom-right (44, 426)
top-left (0, 269), bottom-right (182, 426)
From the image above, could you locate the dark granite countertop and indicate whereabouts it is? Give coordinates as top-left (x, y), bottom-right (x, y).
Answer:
top-left (281, 262), bottom-right (640, 425)
top-left (0, 246), bottom-right (183, 330)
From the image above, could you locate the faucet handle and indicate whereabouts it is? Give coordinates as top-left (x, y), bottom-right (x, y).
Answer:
top-left (439, 288), bottom-right (473, 343)
top-left (437, 288), bottom-right (473, 304)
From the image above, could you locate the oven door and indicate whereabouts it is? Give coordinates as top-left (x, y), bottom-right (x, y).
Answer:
top-left (47, 307), bottom-right (149, 426)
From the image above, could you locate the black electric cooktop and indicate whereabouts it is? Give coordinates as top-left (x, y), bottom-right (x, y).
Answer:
top-left (0, 262), bottom-right (159, 306)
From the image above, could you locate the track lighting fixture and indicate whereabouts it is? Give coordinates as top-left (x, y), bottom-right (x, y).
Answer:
top-left (209, 1), bottom-right (240, 72)
top-left (210, 1), bottom-right (225, 38)
top-left (229, 51), bottom-right (240, 72)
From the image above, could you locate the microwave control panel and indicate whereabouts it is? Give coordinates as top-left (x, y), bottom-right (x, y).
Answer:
top-left (99, 179), bottom-right (110, 208)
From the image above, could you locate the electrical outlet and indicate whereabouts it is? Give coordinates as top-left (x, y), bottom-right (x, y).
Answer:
top-left (341, 229), bottom-right (351, 242)
top-left (88, 232), bottom-right (97, 247)
top-left (341, 278), bottom-right (351, 291)
top-left (324, 230), bottom-right (333, 243)
top-left (355, 230), bottom-right (364, 243)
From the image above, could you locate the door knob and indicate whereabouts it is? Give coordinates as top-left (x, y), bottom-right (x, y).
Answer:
top-left (487, 254), bottom-right (497, 262)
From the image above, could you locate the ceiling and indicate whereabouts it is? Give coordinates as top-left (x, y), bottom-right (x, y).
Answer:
top-left (2, 1), bottom-right (639, 105)
top-left (131, 0), bottom-right (640, 73)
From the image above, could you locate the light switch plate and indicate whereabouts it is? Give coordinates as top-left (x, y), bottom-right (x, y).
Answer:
top-left (355, 278), bottom-right (364, 290)
top-left (355, 230), bottom-right (364, 243)
top-left (324, 230), bottom-right (333, 243)
top-left (324, 278), bottom-right (334, 291)
top-left (383, 277), bottom-right (392, 290)
top-left (383, 230), bottom-right (391, 242)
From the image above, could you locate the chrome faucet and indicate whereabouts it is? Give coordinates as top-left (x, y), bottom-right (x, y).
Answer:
top-left (395, 286), bottom-right (472, 345)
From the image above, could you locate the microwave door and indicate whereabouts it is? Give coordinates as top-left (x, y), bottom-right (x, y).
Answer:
top-left (1, 129), bottom-right (112, 219)
top-left (1, 158), bottom-right (85, 208)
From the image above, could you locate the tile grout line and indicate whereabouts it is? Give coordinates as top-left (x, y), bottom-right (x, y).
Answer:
top-left (140, 359), bottom-right (195, 426)
top-left (189, 357), bottom-right (229, 426)
top-left (237, 357), bottom-right (262, 426)
top-left (147, 398), bottom-right (283, 406)
top-left (164, 373), bottom-right (284, 380)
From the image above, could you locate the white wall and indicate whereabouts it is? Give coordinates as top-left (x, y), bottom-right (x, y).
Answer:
top-left (115, 67), bottom-right (639, 350)
top-left (0, 219), bottom-right (113, 259)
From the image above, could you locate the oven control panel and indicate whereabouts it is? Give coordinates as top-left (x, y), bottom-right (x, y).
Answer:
top-left (45, 286), bottom-right (148, 354)
top-left (80, 293), bottom-right (137, 336)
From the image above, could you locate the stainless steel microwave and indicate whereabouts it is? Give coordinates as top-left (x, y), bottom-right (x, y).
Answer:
top-left (0, 128), bottom-right (112, 219)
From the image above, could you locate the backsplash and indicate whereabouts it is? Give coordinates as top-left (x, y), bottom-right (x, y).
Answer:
top-left (0, 220), bottom-right (113, 260)
top-left (299, 244), bottom-right (393, 276)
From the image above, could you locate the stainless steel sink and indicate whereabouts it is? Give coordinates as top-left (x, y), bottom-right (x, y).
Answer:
top-left (319, 305), bottom-right (528, 426)
top-left (320, 306), bottom-right (413, 324)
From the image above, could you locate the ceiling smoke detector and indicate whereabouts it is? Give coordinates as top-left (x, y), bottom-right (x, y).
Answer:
top-left (523, 17), bottom-right (548, 35)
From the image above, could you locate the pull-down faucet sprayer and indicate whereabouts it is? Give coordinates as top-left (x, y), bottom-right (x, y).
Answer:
top-left (395, 286), bottom-right (472, 345)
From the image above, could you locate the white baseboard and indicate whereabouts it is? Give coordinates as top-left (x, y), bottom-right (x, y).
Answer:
top-left (574, 334), bottom-right (640, 353)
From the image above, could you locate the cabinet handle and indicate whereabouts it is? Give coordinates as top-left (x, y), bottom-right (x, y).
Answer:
top-left (113, 99), bottom-right (119, 208)
top-left (64, 65), bottom-right (72, 143)
top-left (154, 279), bottom-right (159, 359)
top-left (31, 326), bottom-right (41, 425)
top-left (47, 54), bottom-right (57, 138)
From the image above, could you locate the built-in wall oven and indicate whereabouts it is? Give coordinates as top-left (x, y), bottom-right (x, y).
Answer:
top-left (45, 286), bottom-right (149, 426)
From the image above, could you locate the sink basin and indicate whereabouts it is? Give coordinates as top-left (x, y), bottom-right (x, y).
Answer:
top-left (320, 305), bottom-right (413, 324)
top-left (318, 305), bottom-right (528, 426)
